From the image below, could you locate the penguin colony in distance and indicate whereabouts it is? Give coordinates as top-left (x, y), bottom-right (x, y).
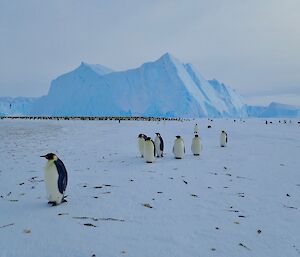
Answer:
top-left (220, 131), bottom-right (228, 147)
top-left (173, 135), bottom-right (185, 159)
top-left (41, 153), bottom-right (68, 206)
top-left (143, 137), bottom-right (156, 163)
top-left (154, 133), bottom-right (164, 157)
top-left (138, 134), bottom-right (147, 157)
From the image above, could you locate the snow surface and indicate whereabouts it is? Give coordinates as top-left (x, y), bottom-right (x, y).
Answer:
top-left (1, 118), bottom-right (300, 257)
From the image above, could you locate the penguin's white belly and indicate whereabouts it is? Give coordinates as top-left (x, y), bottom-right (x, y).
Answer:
top-left (138, 138), bottom-right (145, 157)
top-left (44, 163), bottom-right (63, 203)
top-left (173, 141), bottom-right (184, 158)
top-left (220, 135), bottom-right (227, 147)
top-left (154, 138), bottom-right (162, 157)
top-left (191, 138), bottom-right (202, 155)
top-left (144, 142), bottom-right (155, 163)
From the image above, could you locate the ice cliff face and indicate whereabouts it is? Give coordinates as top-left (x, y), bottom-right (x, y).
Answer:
top-left (30, 53), bottom-right (248, 117)
top-left (247, 102), bottom-right (300, 118)
top-left (0, 97), bottom-right (37, 116)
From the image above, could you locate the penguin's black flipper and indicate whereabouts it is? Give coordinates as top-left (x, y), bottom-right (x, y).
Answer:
top-left (151, 140), bottom-right (156, 157)
top-left (55, 159), bottom-right (68, 194)
top-left (159, 137), bottom-right (164, 152)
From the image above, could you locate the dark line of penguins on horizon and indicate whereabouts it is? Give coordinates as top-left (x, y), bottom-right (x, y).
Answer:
top-left (0, 116), bottom-right (189, 121)
top-left (1, 116), bottom-right (300, 125)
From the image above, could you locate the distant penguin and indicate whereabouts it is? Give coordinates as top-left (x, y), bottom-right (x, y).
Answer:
top-left (220, 131), bottom-right (228, 147)
top-left (154, 133), bottom-right (164, 157)
top-left (144, 137), bottom-right (156, 163)
top-left (194, 123), bottom-right (199, 134)
top-left (138, 134), bottom-right (147, 157)
top-left (41, 153), bottom-right (68, 206)
top-left (191, 134), bottom-right (202, 156)
top-left (173, 135), bottom-right (185, 159)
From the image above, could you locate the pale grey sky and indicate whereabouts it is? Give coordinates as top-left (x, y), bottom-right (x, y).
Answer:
top-left (0, 0), bottom-right (299, 105)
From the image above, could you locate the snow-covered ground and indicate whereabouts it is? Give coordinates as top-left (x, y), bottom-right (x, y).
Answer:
top-left (0, 118), bottom-right (300, 257)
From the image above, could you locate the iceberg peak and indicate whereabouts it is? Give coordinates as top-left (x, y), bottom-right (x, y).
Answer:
top-left (79, 62), bottom-right (114, 76)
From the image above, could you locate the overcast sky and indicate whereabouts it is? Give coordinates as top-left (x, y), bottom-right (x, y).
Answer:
top-left (0, 0), bottom-right (299, 105)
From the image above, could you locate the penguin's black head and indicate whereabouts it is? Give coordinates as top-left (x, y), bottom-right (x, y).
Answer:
top-left (145, 137), bottom-right (152, 141)
top-left (40, 153), bottom-right (56, 160)
top-left (195, 134), bottom-right (199, 137)
top-left (155, 133), bottom-right (160, 136)
top-left (138, 134), bottom-right (147, 139)
top-left (176, 135), bottom-right (181, 139)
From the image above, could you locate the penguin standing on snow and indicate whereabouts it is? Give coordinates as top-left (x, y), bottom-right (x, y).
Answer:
top-left (191, 134), bottom-right (202, 156)
top-left (143, 137), bottom-right (156, 163)
top-left (220, 131), bottom-right (228, 147)
top-left (137, 134), bottom-right (147, 157)
top-left (41, 153), bottom-right (68, 206)
top-left (194, 123), bottom-right (199, 134)
top-left (154, 133), bottom-right (164, 157)
top-left (173, 135), bottom-right (185, 159)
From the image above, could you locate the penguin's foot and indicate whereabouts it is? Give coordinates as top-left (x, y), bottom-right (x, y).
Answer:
top-left (62, 198), bottom-right (68, 203)
top-left (161, 154), bottom-right (164, 157)
top-left (194, 154), bottom-right (200, 156)
top-left (175, 157), bottom-right (182, 159)
top-left (146, 161), bottom-right (153, 163)
top-left (48, 201), bottom-right (57, 207)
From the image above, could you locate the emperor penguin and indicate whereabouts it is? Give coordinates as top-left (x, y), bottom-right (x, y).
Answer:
top-left (41, 153), bottom-right (68, 206)
top-left (220, 131), bottom-right (228, 147)
top-left (154, 133), bottom-right (164, 157)
top-left (137, 134), bottom-right (147, 157)
top-left (173, 135), bottom-right (185, 159)
top-left (194, 123), bottom-right (199, 134)
top-left (191, 134), bottom-right (202, 156)
top-left (143, 137), bottom-right (156, 163)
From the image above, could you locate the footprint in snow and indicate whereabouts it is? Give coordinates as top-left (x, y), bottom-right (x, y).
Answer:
top-left (83, 223), bottom-right (97, 227)
top-left (58, 213), bottom-right (69, 216)
top-left (142, 203), bottom-right (153, 209)
top-left (239, 243), bottom-right (251, 251)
